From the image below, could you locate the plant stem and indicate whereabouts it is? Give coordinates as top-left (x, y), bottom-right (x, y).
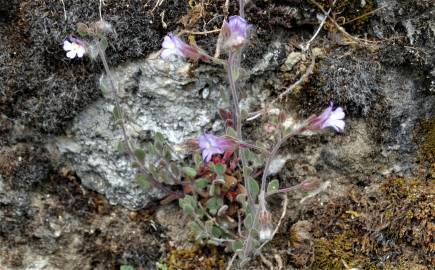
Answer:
top-left (259, 126), bottom-right (306, 194)
top-left (97, 44), bottom-right (182, 198)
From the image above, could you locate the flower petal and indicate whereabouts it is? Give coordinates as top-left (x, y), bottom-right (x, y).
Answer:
top-left (160, 48), bottom-right (176, 59)
top-left (162, 35), bottom-right (175, 49)
top-left (327, 119), bottom-right (345, 132)
top-left (66, 50), bottom-right (77, 59)
top-left (63, 40), bottom-right (74, 51)
top-left (330, 107), bottom-right (345, 120)
top-left (76, 47), bottom-right (86, 58)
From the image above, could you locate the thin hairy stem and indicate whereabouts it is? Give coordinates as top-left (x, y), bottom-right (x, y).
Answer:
top-left (260, 126), bottom-right (306, 193)
top-left (226, 52), bottom-right (254, 207)
top-left (239, 0), bottom-right (245, 18)
top-left (227, 52), bottom-right (242, 138)
top-left (97, 44), bottom-right (182, 198)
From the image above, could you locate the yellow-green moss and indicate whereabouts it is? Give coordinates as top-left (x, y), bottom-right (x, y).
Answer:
top-left (420, 119), bottom-right (435, 163)
top-left (165, 244), bottom-right (225, 270)
top-left (312, 230), bottom-right (369, 269)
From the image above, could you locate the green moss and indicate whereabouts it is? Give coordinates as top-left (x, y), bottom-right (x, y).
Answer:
top-left (420, 119), bottom-right (435, 163)
top-left (312, 230), bottom-right (369, 269)
top-left (165, 244), bottom-right (225, 270)
top-left (307, 176), bottom-right (433, 269)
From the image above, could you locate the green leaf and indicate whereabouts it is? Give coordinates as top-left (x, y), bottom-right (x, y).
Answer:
top-left (193, 153), bottom-right (203, 169)
top-left (243, 149), bottom-right (254, 162)
top-left (179, 196), bottom-right (197, 215)
top-left (232, 240), bottom-right (244, 252)
top-left (163, 148), bottom-right (172, 161)
top-left (182, 167), bottom-right (197, 178)
top-left (99, 37), bottom-right (108, 51)
top-left (154, 141), bottom-right (164, 152)
top-left (190, 222), bottom-right (201, 235)
top-left (99, 77), bottom-right (111, 96)
top-left (242, 163), bottom-right (253, 177)
top-left (195, 178), bottom-right (209, 189)
top-left (236, 193), bottom-right (247, 205)
top-left (134, 148), bottom-right (145, 161)
top-left (195, 206), bottom-right (206, 218)
top-left (212, 163), bottom-right (226, 175)
top-left (135, 174), bottom-right (150, 189)
top-left (247, 177), bottom-right (260, 198)
top-left (244, 213), bottom-right (253, 229)
top-left (120, 265), bottom-right (135, 270)
top-left (226, 127), bottom-right (237, 137)
top-left (155, 132), bottom-right (165, 143)
top-left (182, 204), bottom-right (195, 215)
top-left (206, 197), bottom-right (223, 215)
top-left (211, 226), bottom-right (223, 238)
top-left (160, 170), bottom-right (174, 185)
top-left (131, 161), bottom-right (140, 168)
top-left (76, 22), bottom-right (89, 36)
top-left (267, 179), bottom-right (279, 193)
top-left (147, 143), bottom-right (157, 155)
top-left (208, 184), bottom-right (215, 196)
top-left (112, 105), bottom-right (123, 121)
top-left (116, 142), bottom-right (125, 153)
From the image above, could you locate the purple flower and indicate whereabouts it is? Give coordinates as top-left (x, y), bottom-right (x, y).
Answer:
top-left (307, 102), bottom-right (345, 132)
top-left (222, 16), bottom-right (252, 50)
top-left (197, 134), bottom-right (234, 162)
top-left (63, 36), bottom-right (87, 59)
top-left (161, 33), bottom-right (207, 61)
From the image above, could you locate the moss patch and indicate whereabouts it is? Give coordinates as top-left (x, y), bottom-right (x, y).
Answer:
top-left (165, 244), bottom-right (225, 270)
top-left (302, 176), bottom-right (434, 269)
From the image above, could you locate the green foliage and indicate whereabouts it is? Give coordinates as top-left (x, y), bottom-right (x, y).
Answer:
top-left (243, 213), bottom-right (253, 229)
top-left (112, 105), bottom-right (123, 121)
top-left (134, 148), bottom-right (145, 161)
top-left (206, 197), bottom-right (224, 215)
top-left (135, 174), bottom-right (150, 188)
top-left (247, 177), bottom-right (260, 198)
top-left (232, 240), bottom-right (244, 252)
top-left (267, 179), bottom-right (279, 193)
top-left (195, 178), bottom-right (209, 189)
top-left (120, 265), bottom-right (135, 270)
top-left (182, 167), bottom-right (197, 178)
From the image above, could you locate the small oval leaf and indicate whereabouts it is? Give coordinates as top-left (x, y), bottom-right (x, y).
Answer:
top-left (247, 178), bottom-right (260, 198)
top-left (267, 179), bottom-right (279, 193)
top-left (135, 174), bottom-right (150, 189)
top-left (182, 167), bottom-right (197, 178)
top-left (134, 148), bottom-right (145, 161)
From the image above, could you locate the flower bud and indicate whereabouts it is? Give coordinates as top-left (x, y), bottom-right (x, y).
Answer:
top-left (221, 16), bottom-right (252, 51)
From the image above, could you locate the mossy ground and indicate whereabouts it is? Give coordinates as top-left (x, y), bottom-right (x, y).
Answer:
top-left (164, 244), bottom-right (226, 270)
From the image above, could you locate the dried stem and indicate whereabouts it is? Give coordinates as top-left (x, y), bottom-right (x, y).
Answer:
top-left (246, 55), bottom-right (316, 121)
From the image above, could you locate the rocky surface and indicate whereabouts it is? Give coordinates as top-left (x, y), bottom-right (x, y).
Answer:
top-left (0, 0), bottom-right (434, 269)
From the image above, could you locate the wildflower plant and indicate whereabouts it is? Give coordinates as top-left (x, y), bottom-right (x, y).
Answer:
top-left (65, 1), bottom-right (346, 268)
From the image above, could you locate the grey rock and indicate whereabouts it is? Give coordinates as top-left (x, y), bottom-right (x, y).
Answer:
top-left (53, 39), bottom-right (283, 209)
top-left (281, 52), bottom-right (304, 72)
top-left (54, 57), bottom-right (227, 210)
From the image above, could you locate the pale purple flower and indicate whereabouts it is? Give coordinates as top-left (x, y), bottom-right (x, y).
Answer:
top-left (63, 36), bottom-right (87, 59)
top-left (222, 15), bottom-right (252, 50)
top-left (197, 134), bottom-right (234, 162)
top-left (161, 33), bottom-right (207, 61)
top-left (307, 102), bottom-right (345, 132)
